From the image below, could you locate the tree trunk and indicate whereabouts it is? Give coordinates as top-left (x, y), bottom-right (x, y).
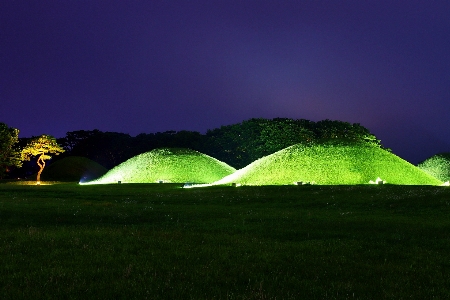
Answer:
top-left (36, 154), bottom-right (45, 183)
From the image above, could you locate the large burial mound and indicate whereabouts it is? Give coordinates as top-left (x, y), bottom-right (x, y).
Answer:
top-left (85, 148), bottom-right (236, 184)
top-left (211, 140), bottom-right (442, 186)
top-left (417, 153), bottom-right (450, 182)
top-left (38, 156), bottom-right (108, 182)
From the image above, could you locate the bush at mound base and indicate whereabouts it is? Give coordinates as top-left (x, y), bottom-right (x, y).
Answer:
top-left (211, 140), bottom-right (442, 186)
top-left (85, 148), bottom-right (236, 184)
top-left (417, 153), bottom-right (450, 182)
top-left (38, 156), bottom-right (108, 182)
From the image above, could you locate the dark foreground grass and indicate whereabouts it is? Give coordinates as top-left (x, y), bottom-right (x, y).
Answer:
top-left (1, 183), bottom-right (450, 299)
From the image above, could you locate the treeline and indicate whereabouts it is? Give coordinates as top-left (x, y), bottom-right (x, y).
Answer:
top-left (56, 118), bottom-right (382, 169)
top-left (11, 118), bottom-right (383, 177)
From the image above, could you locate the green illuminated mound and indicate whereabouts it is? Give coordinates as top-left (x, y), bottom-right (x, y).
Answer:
top-left (417, 153), bottom-right (450, 182)
top-left (85, 148), bottom-right (236, 184)
top-left (212, 140), bottom-right (442, 185)
top-left (39, 156), bottom-right (108, 182)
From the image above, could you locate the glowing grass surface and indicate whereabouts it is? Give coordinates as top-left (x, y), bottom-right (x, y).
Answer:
top-left (37, 156), bottom-right (108, 182)
top-left (209, 141), bottom-right (442, 186)
top-left (417, 153), bottom-right (450, 182)
top-left (83, 148), bottom-right (236, 184)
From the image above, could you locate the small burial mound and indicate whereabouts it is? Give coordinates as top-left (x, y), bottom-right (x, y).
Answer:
top-left (210, 140), bottom-right (442, 186)
top-left (417, 153), bottom-right (450, 182)
top-left (39, 156), bottom-right (108, 182)
top-left (84, 148), bottom-right (236, 184)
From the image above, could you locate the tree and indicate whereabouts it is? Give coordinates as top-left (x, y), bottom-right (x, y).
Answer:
top-left (60, 130), bottom-right (133, 169)
top-left (313, 120), bottom-right (381, 146)
top-left (203, 118), bottom-right (384, 168)
top-left (0, 122), bottom-right (22, 178)
top-left (21, 135), bottom-right (65, 183)
top-left (254, 118), bottom-right (315, 158)
top-left (60, 129), bottom-right (101, 152)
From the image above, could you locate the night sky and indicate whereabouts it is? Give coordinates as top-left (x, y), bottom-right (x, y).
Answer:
top-left (1, 1), bottom-right (449, 164)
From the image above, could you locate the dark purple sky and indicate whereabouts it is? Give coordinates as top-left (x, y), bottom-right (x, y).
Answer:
top-left (1, 1), bottom-right (449, 164)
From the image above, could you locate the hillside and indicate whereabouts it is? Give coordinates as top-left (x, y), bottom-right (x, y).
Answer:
top-left (84, 148), bottom-right (236, 184)
top-left (417, 153), bottom-right (450, 182)
top-left (210, 140), bottom-right (442, 186)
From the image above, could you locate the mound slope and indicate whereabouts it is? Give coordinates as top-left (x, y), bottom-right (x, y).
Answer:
top-left (212, 140), bottom-right (442, 185)
top-left (417, 153), bottom-right (450, 182)
top-left (85, 148), bottom-right (236, 184)
top-left (39, 156), bottom-right (108, 182)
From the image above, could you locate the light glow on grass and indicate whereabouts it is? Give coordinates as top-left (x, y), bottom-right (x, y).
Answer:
top-left (202, 140), bottom-right (443, 186)
top-left (9, 181), bottom-right (54, 185)
top-left (81, 148), bottom-right (236, 185)
top-left (294, 181), bottom-right (316, 185)
top-left (369, 177), bottom-right (385, 184)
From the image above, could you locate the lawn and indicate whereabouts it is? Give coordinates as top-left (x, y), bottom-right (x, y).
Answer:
top-left (85, 148), bottom-right (236, 185)
top-left (1, 183), bottom-right (449, 299)
top-left (211, 141), bottom-right (442, 186)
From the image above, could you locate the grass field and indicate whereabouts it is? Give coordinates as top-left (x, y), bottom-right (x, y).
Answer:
top-left (1, 182), bottom-right (450, 299)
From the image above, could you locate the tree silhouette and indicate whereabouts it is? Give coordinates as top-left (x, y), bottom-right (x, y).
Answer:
top-left (21, 135), bottom-right (64, 183)
top-left (0, 122), bottom-right (22, 178)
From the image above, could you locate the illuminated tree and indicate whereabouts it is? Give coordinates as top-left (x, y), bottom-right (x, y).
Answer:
top-left (0, 122), bottom-right (22, 178)
top-left (21, 135), bottom-right (65, 183)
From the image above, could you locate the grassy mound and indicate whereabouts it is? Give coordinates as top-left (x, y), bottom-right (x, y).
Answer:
top-left (84, 148), bottom-right (236, 184)
top-left (38, 156), bottom-right (108, 182)
top-left (417, 153), bottom-right (450, 182)
top-left (211, 140), bottom-right (442, 185)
